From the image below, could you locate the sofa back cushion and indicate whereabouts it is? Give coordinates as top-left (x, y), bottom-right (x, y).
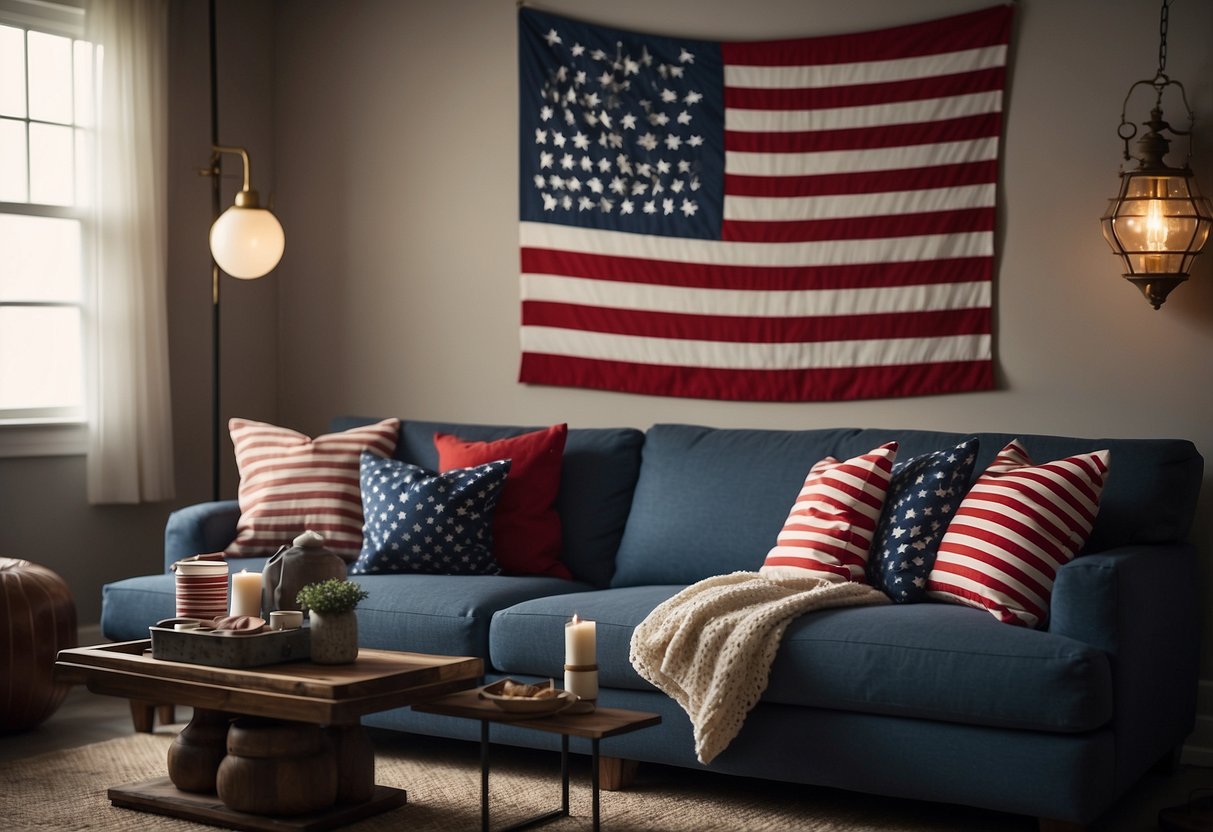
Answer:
top-left (331, 418), bottom-right (644, 587)
top-left (610, 424), bottom-right (1202, 588)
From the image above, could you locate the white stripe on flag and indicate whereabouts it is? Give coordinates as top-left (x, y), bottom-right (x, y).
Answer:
top-left (725, 137), bottom-right (1000, 177)
top-left (520, 327), bottom-right (991, 369)
top-left (724, 91), bottom-right (1003, 133)
top-left (521, 274), bottom-right (991, 317)
top-left (723, 45), bottom-right (1009, 89)
top-left (520, 222), bottom-right (993, 266)
top-left (724, 183), bottom-right (996, 222)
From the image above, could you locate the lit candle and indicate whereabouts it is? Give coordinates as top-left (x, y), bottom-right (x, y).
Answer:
top-left (230, 570), bottom-right (262, 617)
top-left (564, 614), bottom-right (597, 701)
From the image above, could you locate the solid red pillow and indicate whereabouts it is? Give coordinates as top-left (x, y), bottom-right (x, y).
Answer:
top-left (434, 424), bottom-right (570, 579)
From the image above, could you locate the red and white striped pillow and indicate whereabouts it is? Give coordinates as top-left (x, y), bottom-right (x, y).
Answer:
top-left (225, 418), bottom-right (400, 561)
top-left (926, 440), bottom-right (1110, 628)
top-left (760, 442), bottom-right (898, 584)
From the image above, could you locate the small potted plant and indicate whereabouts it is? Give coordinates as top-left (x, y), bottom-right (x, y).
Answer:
top-left (296, 578), bottom-right (369, 664)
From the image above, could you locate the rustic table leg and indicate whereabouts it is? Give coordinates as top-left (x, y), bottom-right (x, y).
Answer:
top-left (327, 721), bottom-right (375, 804)
top-left (167, 707), bottom-right (232, 793)
top-left (129, 700), bottom-right (154, 733)
top-left (217, 718), bottom-right (338, 816)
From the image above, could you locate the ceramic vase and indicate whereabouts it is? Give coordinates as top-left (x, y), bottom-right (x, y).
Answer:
top-left (309, 610), bottom-right (359, 664)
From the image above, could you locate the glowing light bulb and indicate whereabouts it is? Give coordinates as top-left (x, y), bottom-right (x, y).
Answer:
top-left (1145, 199), bottom-right (1169, 251)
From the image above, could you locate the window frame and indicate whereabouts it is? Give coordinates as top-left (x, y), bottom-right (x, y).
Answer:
top-left (0, 0), bottom-right (90, 457)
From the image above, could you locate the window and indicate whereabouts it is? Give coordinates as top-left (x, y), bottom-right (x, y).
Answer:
top-left (0, 0), bottom-right (91, 455)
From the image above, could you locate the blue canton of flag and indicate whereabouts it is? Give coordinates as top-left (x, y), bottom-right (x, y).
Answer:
top-left (518, 9), bottom-right (723, 238)
top-left (351, 453), bottom-right (511, 576)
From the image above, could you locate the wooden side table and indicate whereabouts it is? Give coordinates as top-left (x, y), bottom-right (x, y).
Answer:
top-left (413, 688), bottom-right (660, 832)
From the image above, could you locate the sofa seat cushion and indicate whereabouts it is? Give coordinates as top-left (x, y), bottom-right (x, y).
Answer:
top-left (490, 585), bottom-right (1112, 733)
top-left (103, 566), bottom-right (589, 663)
top-left (354, 574), bottom-right (592, 660)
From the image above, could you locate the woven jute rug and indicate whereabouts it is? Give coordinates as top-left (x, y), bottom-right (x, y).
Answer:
top-left (0, 728), bottom-right (1026, 831)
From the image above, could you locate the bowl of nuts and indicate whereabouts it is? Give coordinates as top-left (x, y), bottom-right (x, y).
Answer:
top-left (479, 679), bottom-right (577, 716)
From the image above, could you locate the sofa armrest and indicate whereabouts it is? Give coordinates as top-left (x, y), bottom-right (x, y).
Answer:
top-left (163, 500), bottom-right (241, 572)
top-left (1049, 543), bottom-right (1200, 790)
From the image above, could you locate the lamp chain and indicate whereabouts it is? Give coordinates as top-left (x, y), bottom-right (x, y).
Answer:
top-left (1157, 0), bottom-right (1169, 77)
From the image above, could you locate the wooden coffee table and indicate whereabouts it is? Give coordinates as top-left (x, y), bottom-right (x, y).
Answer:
top-left (54, 640), bottom-right (482, 831)
top-left (413, 688), bottom-right (660, 832)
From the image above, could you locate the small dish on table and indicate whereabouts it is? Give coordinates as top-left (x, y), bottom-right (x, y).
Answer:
top-left (479, 679), bottom-right (577, 716)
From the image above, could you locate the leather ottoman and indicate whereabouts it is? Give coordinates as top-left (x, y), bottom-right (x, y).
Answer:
top-left (1, 558), bottom-right (77, 731)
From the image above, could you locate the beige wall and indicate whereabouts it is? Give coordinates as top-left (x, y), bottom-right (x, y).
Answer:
top-left (0, 0), bottom-right (1209, 679)
top-left (271, 0), bottom-right (1213, 668)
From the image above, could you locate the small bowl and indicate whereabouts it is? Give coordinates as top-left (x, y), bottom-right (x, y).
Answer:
top-left (154, 617), bottom-right (215, 632)
top-left (479, 679), bottom-right (576, 716)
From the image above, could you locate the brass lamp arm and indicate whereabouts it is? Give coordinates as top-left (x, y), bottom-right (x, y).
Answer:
top-left (209, 145), bottom-right (265, 209)
top-left (211, 145), bottom-right (252, 192)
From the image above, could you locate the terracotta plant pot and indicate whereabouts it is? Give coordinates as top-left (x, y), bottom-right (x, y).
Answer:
top-left (309, 610), bottom-right (359, 664)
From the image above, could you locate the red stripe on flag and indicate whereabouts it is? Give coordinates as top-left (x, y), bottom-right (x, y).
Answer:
top-left (519, 354), bottom-right (994, 402)
top-left (725, 114), bottom-right (1002, 154)
top-left (721, 207), bottom-right (994, 243)
top-left (725, 161), bottom-right (999, 198)
top-left (725, 67), bottom-right (1006, 111)
top-left (523, 248), bottom-right (993, 290)
top-left (721, 6), bottom-right (1013, 66)
top-left (523, 302), bottom-right (991, 343)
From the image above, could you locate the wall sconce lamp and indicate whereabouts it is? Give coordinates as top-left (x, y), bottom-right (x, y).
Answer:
top-left (209, 145), bottom-right (285, 279)
top-left (1100, 0), bottom-right (1212, 310)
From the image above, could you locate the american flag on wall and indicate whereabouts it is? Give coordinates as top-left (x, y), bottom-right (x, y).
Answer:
top-left (517, 6), bottom-right (1012, 401)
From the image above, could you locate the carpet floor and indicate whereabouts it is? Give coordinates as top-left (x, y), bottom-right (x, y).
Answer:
top-left (0, 727), bottom-right (1037, 831)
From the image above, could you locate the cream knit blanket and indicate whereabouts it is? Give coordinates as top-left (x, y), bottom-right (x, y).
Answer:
top-left (629, 571), bottom-right (889, 764)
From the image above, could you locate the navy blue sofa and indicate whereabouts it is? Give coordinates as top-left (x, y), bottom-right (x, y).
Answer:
top-left (100, 419), bottom-right (1204, 827)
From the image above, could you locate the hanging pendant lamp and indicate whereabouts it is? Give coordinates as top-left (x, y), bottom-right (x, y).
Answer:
top-left (1100, 0), bottom-right (1212, 309)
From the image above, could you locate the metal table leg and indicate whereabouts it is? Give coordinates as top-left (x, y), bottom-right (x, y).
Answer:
top-left (478, 721), bottom-right (571, 832)
top-left (481, 720), bottom-right (490, 832)
top-left (591, 737), bottom-right (601, 832)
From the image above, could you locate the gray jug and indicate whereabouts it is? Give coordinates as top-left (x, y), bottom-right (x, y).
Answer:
top-left (261, 531), bottom-right (348, 614)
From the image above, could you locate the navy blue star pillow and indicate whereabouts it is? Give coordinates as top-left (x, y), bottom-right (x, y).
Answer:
top-left (351, 452), bottom-right (511, 576)
top-left (867, 438), bottom-right (979, 603)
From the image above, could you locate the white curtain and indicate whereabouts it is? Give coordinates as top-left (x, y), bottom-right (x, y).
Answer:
top-left (85, 0), bottom-right (175, 503)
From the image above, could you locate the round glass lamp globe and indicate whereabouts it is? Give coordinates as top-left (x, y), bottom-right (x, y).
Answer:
top-left (210, 206), bottom-right (285, 279)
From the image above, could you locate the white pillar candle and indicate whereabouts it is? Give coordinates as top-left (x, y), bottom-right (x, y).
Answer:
top-left (230, 570), bottom-right (262, 617)
top-left (564, 614), bottom-right (598, 701)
